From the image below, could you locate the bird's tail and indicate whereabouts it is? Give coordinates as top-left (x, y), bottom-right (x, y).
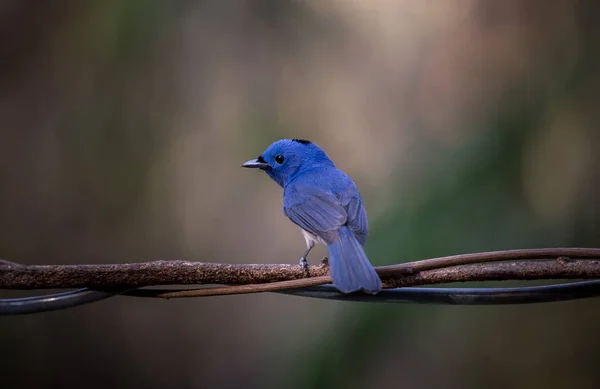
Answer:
top-left (326, 227), bottom-right (382, 294)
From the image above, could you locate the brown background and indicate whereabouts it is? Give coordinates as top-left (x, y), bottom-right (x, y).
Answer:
top-left (1, 1), bottom-right (600, 388)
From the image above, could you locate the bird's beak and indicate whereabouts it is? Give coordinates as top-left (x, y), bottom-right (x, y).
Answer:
top-left (241, 158), bottom-right (272, 171)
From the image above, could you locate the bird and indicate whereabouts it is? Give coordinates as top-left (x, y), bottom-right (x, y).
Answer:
top-left (242, 138), bottom-right (382, 294)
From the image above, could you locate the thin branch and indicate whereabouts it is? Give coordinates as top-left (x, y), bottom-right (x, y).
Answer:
top-left (1, 248), bottom-right (599, 291)
top-left (273, 281), bottom-right (600, 304)
top-left (4, 281), bottom-right (600, 315)
top-left (152, 259), bottom-right (600, 298)
top-left (375, 247), bottom-right (600, 274)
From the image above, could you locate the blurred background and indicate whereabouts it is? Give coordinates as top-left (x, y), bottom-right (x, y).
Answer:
top-left (1, 1), bottom-right (599, 388)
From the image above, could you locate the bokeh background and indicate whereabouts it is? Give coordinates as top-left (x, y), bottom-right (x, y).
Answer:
top-left (1, 1), bottom-right (600, 388)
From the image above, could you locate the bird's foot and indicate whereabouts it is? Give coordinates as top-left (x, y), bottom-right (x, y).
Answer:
top-left (299, 257), bottom-right (309, 272)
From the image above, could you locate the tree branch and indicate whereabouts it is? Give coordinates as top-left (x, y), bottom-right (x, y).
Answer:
top-left (1, 248), bottom-right (600, 315)
top-left (1, 248), bottom-right (599, 293)
top-left (153, 259), bottom-right (600, 298)
top-left (0, 260), bottom-right (330, 289)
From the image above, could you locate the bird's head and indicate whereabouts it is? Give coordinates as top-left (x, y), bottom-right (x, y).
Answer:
top-left (242, 139), bottom-right (333, 187)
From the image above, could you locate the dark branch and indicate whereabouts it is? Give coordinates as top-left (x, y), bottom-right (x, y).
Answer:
top-left (154, 259), bottom-right (600, 298)
top-left (0, 260), bottom-right (330, 289)
top-left (1, 248), bottom-right (600, 315)
top-left (5, 281), bottom-right (600, 315)
top-left (1, 248), bottom-right (599, 291)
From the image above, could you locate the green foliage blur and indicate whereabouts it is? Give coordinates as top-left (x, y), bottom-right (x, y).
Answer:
top-left (1, 1), bottom-right (599, 389)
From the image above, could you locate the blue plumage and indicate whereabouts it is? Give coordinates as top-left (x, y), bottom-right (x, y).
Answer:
top-left (242, 139), bottom-right (382, 294)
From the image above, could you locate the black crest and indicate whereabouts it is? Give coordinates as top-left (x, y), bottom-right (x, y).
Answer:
top-left (292, 139), bottom-right (311, 145)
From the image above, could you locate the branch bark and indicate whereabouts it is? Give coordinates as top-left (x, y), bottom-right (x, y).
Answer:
top-left (155, 259), bottom-right (600, 298)
top-left (1, 248), bottom-right (599, 294)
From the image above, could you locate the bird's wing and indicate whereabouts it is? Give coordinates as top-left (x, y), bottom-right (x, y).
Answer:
top-left (284, 186), bottom-right (347, 245)
top-left (344, 196), bottom-right (368, 246)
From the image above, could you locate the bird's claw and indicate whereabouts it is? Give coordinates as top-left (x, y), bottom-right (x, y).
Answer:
top-left (299, 257), bottom-right (309, 271)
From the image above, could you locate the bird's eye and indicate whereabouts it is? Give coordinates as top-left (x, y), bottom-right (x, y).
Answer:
top-left (275, 155), bottom-right (285, 164)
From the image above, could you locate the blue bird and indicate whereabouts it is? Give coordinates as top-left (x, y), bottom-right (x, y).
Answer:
top-left (242, 139), bottom-right (382, 294)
